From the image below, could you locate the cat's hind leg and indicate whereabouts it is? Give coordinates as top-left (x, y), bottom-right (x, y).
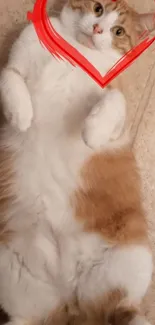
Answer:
top-left (77, 245), bottom-right (152, 325)
top-left (5, 307), bottom-right (69, 325)
top-left (0, 238), bottom-right (63, 325)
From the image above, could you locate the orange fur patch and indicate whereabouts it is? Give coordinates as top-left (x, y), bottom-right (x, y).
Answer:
top-left (69, 0), bottom-right (141, 53)
top-left (109, 305), bottom-right (137, 325)
top-left (74, 146), bottom-right (149, 246)
top-left (44, 289), bottom-right (130, 325)
top-left (61, 289), bottom-right (138, 325)
top-left (44, 304), bottom-right (69, 325)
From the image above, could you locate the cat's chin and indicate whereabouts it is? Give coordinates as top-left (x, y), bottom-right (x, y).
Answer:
top-left (76, 32), bottom-right (114, 52)
top-left (76, 32), bottom-right (95, 49)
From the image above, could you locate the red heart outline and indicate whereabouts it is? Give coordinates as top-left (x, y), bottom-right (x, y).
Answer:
top-left (27, 0), bottom-right (155, 88)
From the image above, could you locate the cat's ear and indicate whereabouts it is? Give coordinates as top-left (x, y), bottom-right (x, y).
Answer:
top-left (138, 13), bottom-right (155, 32)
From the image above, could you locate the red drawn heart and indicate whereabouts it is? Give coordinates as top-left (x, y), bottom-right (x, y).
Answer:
top-left (27, 0), bottom-right (155, 88)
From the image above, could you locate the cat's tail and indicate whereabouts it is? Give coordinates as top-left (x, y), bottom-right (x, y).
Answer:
top-left (0, 67), bottom-right (33, 131)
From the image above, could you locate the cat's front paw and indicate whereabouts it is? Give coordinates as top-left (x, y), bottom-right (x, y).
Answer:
top-left (4, 104), bottom-right (33, 131)
top-left (82, 89), bottom-right (126, 150)
top-left (82, 111), bottom-right (111, 150)
top-left (0, 67), bottom-right (33, 132)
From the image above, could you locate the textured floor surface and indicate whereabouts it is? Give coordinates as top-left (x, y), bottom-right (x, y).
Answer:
top-left (0, 0), bottom-right (155, 323)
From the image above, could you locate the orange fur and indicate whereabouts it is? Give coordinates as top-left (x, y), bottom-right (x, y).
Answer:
top-left (44, 305), bottom-right (69, 325)
top-left (74, 145), bottom-right (149, 246)
top-left (0, 1), bottom-right (153, 324)
top-left (69, 0), bottom-right (155, 53)
top-left (45, 289), bottom-right (139, 325)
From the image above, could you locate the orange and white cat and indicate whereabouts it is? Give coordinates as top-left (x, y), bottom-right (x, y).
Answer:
top-left (0, 1), bottom-right (154, 325)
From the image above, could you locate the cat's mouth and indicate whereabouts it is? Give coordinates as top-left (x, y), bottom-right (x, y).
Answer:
top-left (76, 32), bottom-right (94, 48)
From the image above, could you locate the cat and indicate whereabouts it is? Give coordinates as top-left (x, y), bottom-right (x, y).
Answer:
top-left (0, 0), bottom-right (154, 325)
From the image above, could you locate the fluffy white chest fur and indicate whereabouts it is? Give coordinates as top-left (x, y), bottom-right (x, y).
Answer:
top-left (1, 14), bottom-right (122, 233)
top-left (0, 5), bottom-right (153, 325)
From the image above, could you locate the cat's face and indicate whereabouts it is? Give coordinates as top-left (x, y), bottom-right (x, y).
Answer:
top-left (62, 0), bottom-right (155, 53)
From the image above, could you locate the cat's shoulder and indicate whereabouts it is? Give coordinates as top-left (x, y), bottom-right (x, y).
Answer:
top-left (12, 16), bottom-right (60, 49)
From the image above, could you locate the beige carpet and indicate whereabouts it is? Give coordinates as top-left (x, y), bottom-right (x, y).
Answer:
top-left (0, 0), bottom-right (155, 323)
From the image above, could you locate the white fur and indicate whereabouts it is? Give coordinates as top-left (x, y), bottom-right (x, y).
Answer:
top-left (0, 4), bottom-right (152, 325)
top-left (129, 315), bottom-right (151, 325)
top-left (82, 88), bottom-right (127, 149)
top-left (0, 68), bottom-right (33, 130)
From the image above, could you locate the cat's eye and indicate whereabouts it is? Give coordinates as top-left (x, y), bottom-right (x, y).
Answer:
top-left (112, 26), bottom-right (125, 37)
top-left (93, 2), bottom-right (104, 17)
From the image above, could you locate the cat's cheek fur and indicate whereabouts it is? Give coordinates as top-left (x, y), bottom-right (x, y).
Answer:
top-left (79, 13), bottom-right (96, 36)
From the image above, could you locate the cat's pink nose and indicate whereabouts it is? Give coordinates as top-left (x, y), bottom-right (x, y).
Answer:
top-left (93, 24), bottom-right (103, 34)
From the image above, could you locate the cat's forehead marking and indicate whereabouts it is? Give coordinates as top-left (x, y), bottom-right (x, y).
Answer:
top-left (106, 11), bottom-right (118, 25)
top-left (104, 11), bottom-right (118, 29)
